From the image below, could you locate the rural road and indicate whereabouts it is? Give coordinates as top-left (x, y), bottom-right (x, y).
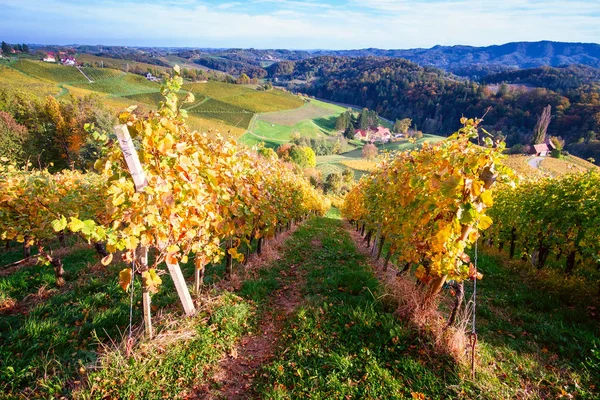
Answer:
top-left (528, 156), bottom-right (543, 169)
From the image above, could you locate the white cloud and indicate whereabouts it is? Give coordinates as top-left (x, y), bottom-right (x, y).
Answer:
top-left (0, 0), bottom-right (598, 48)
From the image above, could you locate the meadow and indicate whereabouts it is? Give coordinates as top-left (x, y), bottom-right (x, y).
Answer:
top-left (239, 99), bottom-right (348, 148)
top-left (315, 134), bottom-right (445, 179)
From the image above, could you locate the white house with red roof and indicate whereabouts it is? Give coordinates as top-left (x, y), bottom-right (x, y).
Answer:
top-left (43, 52), bottom-right (56, 62)
top-left (355, 126), bottom-right (391, 143)
top-left (61, 56), bottom-right (76, 66)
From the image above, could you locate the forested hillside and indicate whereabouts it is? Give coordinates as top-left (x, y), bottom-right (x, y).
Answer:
top-left (312, 41), bottom-right (600, 77)
top-left (268, 56), bottom-right (600, 162)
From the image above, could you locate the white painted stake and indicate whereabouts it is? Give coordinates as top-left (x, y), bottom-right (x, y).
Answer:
top-left (166, 260), bottom-right (196, 316)
top-left (114, 124), bottom-right (148, 192)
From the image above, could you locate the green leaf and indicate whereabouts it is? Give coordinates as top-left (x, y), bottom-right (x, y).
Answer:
top-left (68, 217), bottom-right (85, 233)
top-left (441, 175), bottom-right (460, 197)
top-left (458, 203), bottom-right (477, 225)
top-left (51, 216), bottom-right (67, 232)
top-left (81, 219), bottom-right (96, 236)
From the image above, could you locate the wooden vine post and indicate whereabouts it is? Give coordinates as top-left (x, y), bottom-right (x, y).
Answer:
top-left (115, 124), bottom-right (196, 328)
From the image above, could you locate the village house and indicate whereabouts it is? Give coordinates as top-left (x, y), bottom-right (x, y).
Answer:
top-left (146, 72), bottom-right (161, 82)
top-left (42, 52), bottom-right (56, 62)
top-left (354, 126), bottom-right (391, 143)
top-left (61, 56), bottom-right (76, 66)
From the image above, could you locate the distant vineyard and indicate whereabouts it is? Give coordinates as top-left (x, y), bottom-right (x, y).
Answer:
top-left (71, 74), bottom-right (160, 96)
top-left (79, 67), bottom-right (122, 82)
top-left (187, 98), bottom-right (254, 128)
top-left (13, 59), bottom-right (89, 83)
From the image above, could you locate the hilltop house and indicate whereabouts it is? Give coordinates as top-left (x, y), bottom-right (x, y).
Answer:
top-left (146, 72), bottom-right (160, 82)
top-left (530, 139), bottom-right (557, 157)
top-left (354, 126), bottom-right (391, 143)
top-left (43, 52), bottom-right (56, 62)
top-left (354, 129), bottom-right (369, 141)
top-left (532, 143), bottom-right (550, 157)
top-left (61, 56), bottom-right (76, 66)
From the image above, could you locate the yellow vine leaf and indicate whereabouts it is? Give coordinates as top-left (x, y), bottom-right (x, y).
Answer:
top-left (119, 268), bottom-right (132, 291)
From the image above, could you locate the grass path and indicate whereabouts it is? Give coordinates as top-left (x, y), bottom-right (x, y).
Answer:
top-left (238, 211), bottom-right (460, 399)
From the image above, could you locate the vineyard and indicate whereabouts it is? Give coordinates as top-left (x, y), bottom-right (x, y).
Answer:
top-left (1, 60), bottom-right (306, 139)
top-left (0, 72), bottom-right (327, 398)
top-left (1, 76), bottom-right (600, 398)
top-left (488, 172), bottom-right (600, 275)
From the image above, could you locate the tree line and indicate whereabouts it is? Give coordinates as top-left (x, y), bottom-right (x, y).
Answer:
top-left (268, 56), bottom-right (600, 163)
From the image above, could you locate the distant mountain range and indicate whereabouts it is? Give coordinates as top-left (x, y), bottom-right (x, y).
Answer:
top-left (312, 41), bottom-right (600, 77)
top-left (64, 41), bottom-right (600, 79)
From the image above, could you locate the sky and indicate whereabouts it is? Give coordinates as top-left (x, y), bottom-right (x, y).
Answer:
top-left (1, 0), bottom-right (599, 49)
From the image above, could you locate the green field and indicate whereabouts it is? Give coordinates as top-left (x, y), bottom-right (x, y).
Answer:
top-left (239, 99), bottom-right (347, 148)
top-left (315, 134), bottom-right (445, 179)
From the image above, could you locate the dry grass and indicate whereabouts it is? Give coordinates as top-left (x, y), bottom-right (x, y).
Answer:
top-left (345, 221), bottom-right (471, 364)
top-left (339, 159), bottom-right (377, 172)
top-left (540, 156), bottom-right (594, 176)
top-left (502, 154), bottom-right (598, 180)
top-left (501, 155), bottom-right (545, 179)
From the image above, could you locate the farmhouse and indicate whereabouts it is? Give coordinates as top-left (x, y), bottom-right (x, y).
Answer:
top-left (371, 126), bottom-right (391, 143)
top-left (146, 72), bottom-right (160, 82)
top-left (354, 126), bottom-right (391, 143)
top-left (354, 129), bottom-right (369, 141)
top-left (43, 52), bottom-right (56, 62)
top-left (532, 143), bottom-right (550, 157)
top-left (61, 56), bottom-right (76, 66)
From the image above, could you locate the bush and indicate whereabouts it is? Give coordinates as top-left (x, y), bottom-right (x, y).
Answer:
top-left (361, 143), bottom-right (378, 160)
top-left (289, 145), bottom-right (316, 168)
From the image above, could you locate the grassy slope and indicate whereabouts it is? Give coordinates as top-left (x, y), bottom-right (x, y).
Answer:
top-left (254, 214), bottom-right (460, 399)
top-left (240, 99), bottom-right (348, 148)
top-left (0, 235), bottom-right (260, 399)
top-left (316, 134), bottom-right (445, 180)
top-left (0, 64), bottom-right (60, 97)
top-left (502, 154), bottom-right (598, 179)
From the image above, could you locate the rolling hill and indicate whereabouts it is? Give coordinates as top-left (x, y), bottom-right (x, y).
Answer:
top-left (0, 59), bottom-right (305, 137)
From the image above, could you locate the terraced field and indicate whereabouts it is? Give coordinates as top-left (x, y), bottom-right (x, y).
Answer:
top-left (12, 59), bottom-right (89, 83)
top-left (2, 59), bottom-right (306, 138)
top-left (187, 98), bottom-right (254, 129)
top-left (71, 73), bottom-right (159, 96)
